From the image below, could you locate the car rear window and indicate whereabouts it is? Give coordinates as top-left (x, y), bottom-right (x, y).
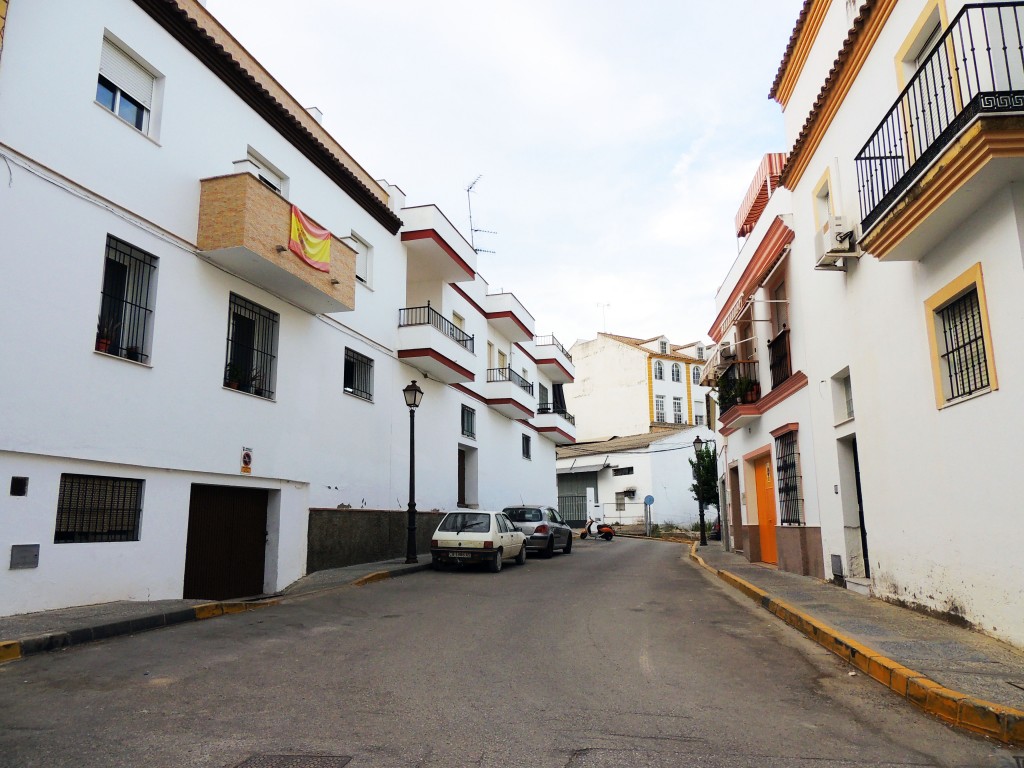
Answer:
top-left (438, 512), bottom-right (491, 532)
top-left (504, 508), bottom-right (542, 523)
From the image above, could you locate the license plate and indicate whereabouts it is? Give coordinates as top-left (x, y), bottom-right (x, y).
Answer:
top-left (450, 551), bottom-right (471, 558)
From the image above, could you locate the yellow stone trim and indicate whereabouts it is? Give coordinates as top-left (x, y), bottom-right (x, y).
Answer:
top-left (775, 0), bottom-right (831, 108)
top-left (895, 0), bottom-right (949, 90)
top-left (786, 0), bottom-right (900, 189)
top-left (647, 356), bottom-right (655, 424)
top-left (0, 0), bottom-right (8, 62)
top-left (812, 167), bottom-right (833, 233)
top-left (862, 120), bottom-right (1024, 258)
top-left (686, 363), bottom-right (693, 423)
top-left (923, 262), bottom-right (998, 409)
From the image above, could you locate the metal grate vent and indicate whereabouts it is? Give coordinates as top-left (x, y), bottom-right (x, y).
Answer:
top-left (232, 756), bottom-right (351, 768)
top-left (831, 554), bottom-right (844, 578)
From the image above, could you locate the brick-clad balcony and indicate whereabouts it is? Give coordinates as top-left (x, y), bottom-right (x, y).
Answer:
top-left (198, 173), bottom-right (356, 314)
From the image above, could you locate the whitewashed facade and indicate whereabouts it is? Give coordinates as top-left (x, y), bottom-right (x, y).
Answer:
top-left (0, 0), bottom-right (573, 615)
top-left (709, 0), bottom-right (1024, 648)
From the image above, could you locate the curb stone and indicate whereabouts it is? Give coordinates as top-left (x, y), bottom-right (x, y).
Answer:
top-left (687, 541), bottom-right (1024, 746)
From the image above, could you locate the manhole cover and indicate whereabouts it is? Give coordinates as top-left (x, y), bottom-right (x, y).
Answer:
top-left (232, 756), bottom-right (351, 768)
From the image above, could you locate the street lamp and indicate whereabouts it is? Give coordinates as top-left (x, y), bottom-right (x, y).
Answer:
top-left (692, 435), bottom-right (716, 547)
top-left (403, 380), bottom-right (424, 564)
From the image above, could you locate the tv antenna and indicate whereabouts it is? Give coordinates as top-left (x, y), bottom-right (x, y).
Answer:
top-left (597, 303), bottom-right (612, 332)
top-left (466, 175), bottom-right (497, 254)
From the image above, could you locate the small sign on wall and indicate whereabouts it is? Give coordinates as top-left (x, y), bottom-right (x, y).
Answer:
top-left (240, 447), bottom-right (253, 475)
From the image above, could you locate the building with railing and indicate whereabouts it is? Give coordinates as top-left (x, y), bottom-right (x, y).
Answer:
top-left (0, 0), bottom-right (574, 616)
top-left (706, 0), bottom-right (1023, 649)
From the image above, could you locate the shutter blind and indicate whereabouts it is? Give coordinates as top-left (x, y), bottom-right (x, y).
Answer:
top-left (100, 38), bottom-right (154, 108)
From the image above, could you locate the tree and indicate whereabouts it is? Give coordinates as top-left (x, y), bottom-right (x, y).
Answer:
top-left (689, 444), bottom-right (719, 509)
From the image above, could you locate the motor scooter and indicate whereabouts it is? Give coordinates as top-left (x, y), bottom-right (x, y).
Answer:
top-left (580, 517), bottom-right (615, 541)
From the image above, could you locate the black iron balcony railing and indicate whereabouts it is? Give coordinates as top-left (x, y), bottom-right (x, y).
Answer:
top-left (534, 334), bottom-right (572, 362)
top-left (857, 3), bottom-right (1024, 231)
top-left (768, 328), bottom-right (792, 389)
top-left (537, 403), bottom-right (576, 425)
top-left (398, 301), bottom-right (474, 352)
top-left (716, 360), bottom-right (761, 413)
top-left (487, 366), bottom-right (534, 396)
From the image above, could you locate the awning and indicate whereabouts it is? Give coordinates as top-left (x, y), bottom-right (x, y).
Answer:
top-left (556, 458), bottom-right (609, 474)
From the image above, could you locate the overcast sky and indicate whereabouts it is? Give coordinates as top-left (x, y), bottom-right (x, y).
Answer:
top-left (205, 1), bottom-right (804, 347)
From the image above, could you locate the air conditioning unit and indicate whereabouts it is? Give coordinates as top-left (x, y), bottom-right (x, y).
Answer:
top-left (814, 215), bottom-right (858, 271)
top-left (720, 343), bottom-right (737, 361)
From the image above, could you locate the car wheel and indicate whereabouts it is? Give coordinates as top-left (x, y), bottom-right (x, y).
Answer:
top-left (515, 542), bottom-right (527, 565)
top-left (542, 536), bottom-right (555, 559)
top-left (562, 534), bottom-right (572, 555)
top-left (490, 550), bottom-right (503, 573)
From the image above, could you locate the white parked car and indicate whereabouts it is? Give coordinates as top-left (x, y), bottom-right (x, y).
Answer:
top-left (430, 510), bottom-right (527, 572)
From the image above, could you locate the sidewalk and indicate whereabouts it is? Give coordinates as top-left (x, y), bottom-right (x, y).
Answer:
top-left (0, 558), bottom-right (429, 664)
top-left (690, 541), bottom-right (1024, 746)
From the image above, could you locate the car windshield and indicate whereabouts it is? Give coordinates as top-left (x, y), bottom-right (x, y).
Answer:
top-left (504, 508), bottom-right (542, 523)
top-left (438, 512), bottom-right (491, 533)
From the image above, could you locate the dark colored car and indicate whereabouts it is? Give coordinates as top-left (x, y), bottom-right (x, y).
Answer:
top-left (502, 505), bottom-right (573, 557)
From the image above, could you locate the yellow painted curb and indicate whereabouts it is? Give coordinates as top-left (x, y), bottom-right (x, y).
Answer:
top-left (708, 566), bottom-right (1024, 745)
top-left (193, 603), bottom-right (225, 620)
top-left (352, 571), bottom-right (391, 587)
top-left (687, 541), bottom-right (719, 575)
top-left (0, 640), bottom-right (22, 664)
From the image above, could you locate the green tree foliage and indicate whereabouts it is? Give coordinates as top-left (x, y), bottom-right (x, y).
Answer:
top-left (689, 444), bottom-right (719, 509)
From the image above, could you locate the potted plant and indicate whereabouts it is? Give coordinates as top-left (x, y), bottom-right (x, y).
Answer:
top-left (250, 367), bottom-right (265, 397)
top-left (224, 362), bottom-right (243, 389)
top-left (95, 318), bottom-right (120, 353)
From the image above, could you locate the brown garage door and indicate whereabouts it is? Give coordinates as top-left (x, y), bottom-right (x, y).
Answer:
top-left (183, 485), bottom-right (268, 600)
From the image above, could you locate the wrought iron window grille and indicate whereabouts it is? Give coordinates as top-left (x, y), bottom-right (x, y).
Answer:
top-left (55, 474), bottom-right (143, 543)
top-left (224, 294), bottom-right (278, 399)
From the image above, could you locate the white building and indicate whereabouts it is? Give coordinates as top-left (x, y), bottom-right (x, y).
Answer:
top-left (709, 0), bottom-right (1024, 648)
top-left (0, 0), bottom-right (574, 615)
top-left (557, 333), bottom-right (715, 526)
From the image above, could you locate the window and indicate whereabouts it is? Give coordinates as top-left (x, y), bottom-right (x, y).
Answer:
top-left (498, 350), bottom-right (507, 370)
top-left (697, 344), bottom-right (705, 360)
top-left (692, 366), bottom-right (702, 385)
top-left (671, 363), bottom-right (681, 382)
top-left (522, 434), bottom-right (531, 460)
top-left (246, 150), bottom-right (286, 195)
top-left (612, 467), bottom-right (634, 476)
top-left (343, 347), bottom-right (374, 401)
top-left (843, 375), bottom-right (855, 418)
top-left (694, 402), bottom-right (705, 426)
top-left (659, 341), bottom-right (668, 354)
top-left (349, 233), bottom-right (372, 286)
top-left (925, 263), bottom-right (997, 407)
top-left (615, 492), bottom-right (627, 511)
top-left (673, 397), bottom-right (683, 424)
top-left (538, 383), bottom-right (550, 411)
top-left (225, 294), bottom-right (278, 398)
top-left (655, 395), bottom-right (665, 423)
top-left (774, 431), bottom-right (804, 525)
top-left (97, 37), bottom-right (156, 134)
top-left (452, 312), bottom-right (464, 330)
top-left (55, 473), bottom-right (143, 543)
top-left (461, 405), bottom-right (476, 439)
top-left (487, 342), bottom-right (495, 368)
top-left (96, 235), bottom-right (157, 363)
top-left (653, 360), bottom-right (664, 380)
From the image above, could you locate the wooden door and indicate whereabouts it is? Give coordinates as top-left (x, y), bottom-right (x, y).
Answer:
top-left (754, 456), bottom-right (778, 564)
top-left (183, 485), bottom-right (267, 600)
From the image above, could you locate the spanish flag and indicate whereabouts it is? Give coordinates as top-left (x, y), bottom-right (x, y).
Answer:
top-left (288, 205), bottom-right (331, 272)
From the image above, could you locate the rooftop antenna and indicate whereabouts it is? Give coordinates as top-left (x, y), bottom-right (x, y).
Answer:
top-left (466, 175), bottom-right (497, 254)
top-left (597, 303), bottom-right (611, 332)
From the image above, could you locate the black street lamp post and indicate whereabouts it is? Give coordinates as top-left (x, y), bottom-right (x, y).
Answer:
top-left (403, 380), bottom-right (424, 564)
top-left (692, 435), bottom-right (716, 547)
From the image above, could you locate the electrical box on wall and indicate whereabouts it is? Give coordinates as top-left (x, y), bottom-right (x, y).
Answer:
top-left (10, 544), bottom-right (40, 569)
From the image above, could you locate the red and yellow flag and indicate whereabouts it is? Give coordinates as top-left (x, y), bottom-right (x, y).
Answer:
top-left (288, 205), bottom-right (331, 272)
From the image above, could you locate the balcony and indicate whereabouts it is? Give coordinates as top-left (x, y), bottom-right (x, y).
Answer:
top-left (716, 360), bottom-right (761, 429)
top-left (401, 205), bottom-right (477, 285)
top-left (534, 404), bottom-right (577, 445)
top-left (482, 292), bottom-right (535, 343)
top-left (533, 334), bottom-right (575, 383)
top-left (397, 302), bottom-right (475, 384)
top-left (856, 3), bottom-right (1024, 260)
top-left (197, 173), bottom-right (356, 314)
top-left (483, 366), bottom-right (535, 419)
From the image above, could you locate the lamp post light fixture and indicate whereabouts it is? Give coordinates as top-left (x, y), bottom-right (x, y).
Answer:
top-left (403, 380), bottom-right (424, 564)
top-left (692, 435), bottom-right (716, 547)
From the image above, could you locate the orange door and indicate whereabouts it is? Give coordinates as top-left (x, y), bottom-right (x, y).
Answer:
top-left (754, 456), bottom-right (778, 564)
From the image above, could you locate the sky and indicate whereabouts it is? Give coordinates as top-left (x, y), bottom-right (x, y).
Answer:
top-left (204, 1), bottom-right (805, 348)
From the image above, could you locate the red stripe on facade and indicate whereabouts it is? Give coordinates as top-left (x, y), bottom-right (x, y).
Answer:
top-left (397, 349), bottom-right (475, 380)
top-left (488, 398), bottom-right (534, 418)
top-left (402, 230), bottom-right (475, 279)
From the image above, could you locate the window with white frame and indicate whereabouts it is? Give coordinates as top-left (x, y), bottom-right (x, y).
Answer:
top-left (694, 402), bottom-right (705, 426)
top-left (246, 150), bottom-right (286, 195)
top-left (671, 363), bottom-right (681, 382)
top-left (96, 37), bottom-right (158, 135)
top-left (225, 294), bottom-right (278, 398)
top-left (55, 473), bottom-right (143, 543)
top-left (775, 431), bottom-right (804, 525)
top-left (673, 397), bottom-right (683, 424)
top-left (692, 366), bottom-right (702, 385)
top-left (653, 360), bottom-right (664, 380)
top-left (615, 492), bottom-right (627, 511)
top-left (343, 347), bottom-right (374, 401)
top-left (655, 395), bottom-right (665, 423)
top-left (659, 341), bottom-right (668, 354)
top-left (697, 344), bottom-right (705, 360)
top-left (95, 235), bottom-right (157, 363)
top-left (350, 232), bottom-right (372, 286)
top-left (522, 434), bottom-right (532, 460)
top-left (461, 405), bottom-right (476, 439)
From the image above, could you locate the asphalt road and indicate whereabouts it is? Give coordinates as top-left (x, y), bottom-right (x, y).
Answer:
top-left (0, 538), bottom-right (1017, 768)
